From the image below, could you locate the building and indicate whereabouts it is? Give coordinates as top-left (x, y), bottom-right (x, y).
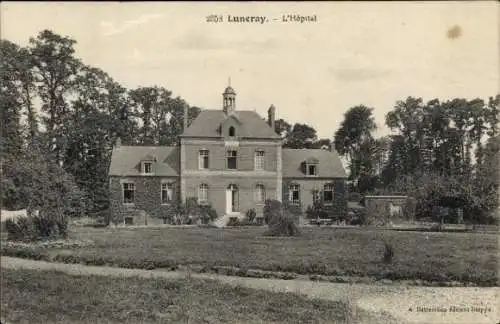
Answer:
top-left (108, 84), bottom-right (347, 226)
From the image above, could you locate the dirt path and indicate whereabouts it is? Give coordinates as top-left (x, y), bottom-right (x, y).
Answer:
top-left (1, 256), bottom-right (498, 324)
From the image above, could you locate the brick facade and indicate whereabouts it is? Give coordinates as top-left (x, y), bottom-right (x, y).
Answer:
top-left (108, 85), bottom-right (347, 225)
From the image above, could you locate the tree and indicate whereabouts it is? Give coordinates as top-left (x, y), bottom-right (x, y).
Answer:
top-left (129, 86), bottom-right (172, 145)
top-left (274, 118), bottom-right (292, 140)
top-left (334, 105), bottom-right (377, 192)
top-left (0, 40), bottom-right (26, 160)
top-left (2, 147), bottom-right (86, 216)
top-left (29, 30), bottom-right (81, 165)
top-left (159, 96), bottom-right (200, 146)
top-left (284, 123), bottom-right (318, 149)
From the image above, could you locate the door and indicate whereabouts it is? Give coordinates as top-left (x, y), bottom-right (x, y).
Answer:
top-left (226, 184), bottom-right (238, 213)
top-left (226, 188), bottom-right (232, 214)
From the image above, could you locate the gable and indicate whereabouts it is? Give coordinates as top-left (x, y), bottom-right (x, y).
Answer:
top-left (220, 115), bottom-right (242, 138)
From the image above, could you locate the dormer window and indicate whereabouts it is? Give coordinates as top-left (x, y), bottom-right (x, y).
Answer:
top-left (303, 157), bottom-right (319, 176)
top-left (143, 162), bottom-right (153, 174)
top-left (229, 126), bottom-right (236, 137)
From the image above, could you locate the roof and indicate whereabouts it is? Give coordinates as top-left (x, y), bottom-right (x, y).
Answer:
top-left (182, 109), bottom-right (280, 139)
top-left (109, 146), bottom-right (179, 176)
top-left (282, 149), bottom-right (347, 178)
top-left (224, 86), bottom-right (236, 95)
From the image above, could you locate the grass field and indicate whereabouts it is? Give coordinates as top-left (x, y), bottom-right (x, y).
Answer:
top-left (1, 226), bottom-right (498, 285)
top-left (0, 268), bottom-right (361, 324)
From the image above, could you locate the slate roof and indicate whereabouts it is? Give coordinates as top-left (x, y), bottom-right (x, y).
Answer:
top-left (109, 146), bottom-right (179, 176)
top-left (282, 149), bottom-right (347, 178)
top-left (182, 110), bottom-right (280, 139)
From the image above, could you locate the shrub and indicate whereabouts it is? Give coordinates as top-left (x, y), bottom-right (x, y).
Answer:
top-left (199, 204), bottom-right (218, 224)
top-left (227, 217), bottom-right (242, 227)
top-left (246, 208), bottom-right (257, 224)
top-left (5, 217), bottom-right (33, 241)
top-left (383, 243), bottom-right (394, 264)
top-left (158, 198), bottom-right (218, 225)
top-left (263, 199), bottom-right (300, 237)
top-left (5, 213), bottom-right (68, 242)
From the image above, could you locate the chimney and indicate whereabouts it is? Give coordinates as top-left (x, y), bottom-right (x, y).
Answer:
top-left (183, 104), bottom-right (188, 132)
top-left (268, 105), bottom-right (276, 131)
top-left (115, 137), bottom-right (122, 148)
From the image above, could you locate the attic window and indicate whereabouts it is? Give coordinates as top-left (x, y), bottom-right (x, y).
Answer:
top-left (304, 157), bottom-right (319, 176)
top-left (143, 162), bottom-right (153, 174)
top-left (229, 126), bottom-right (236, 137)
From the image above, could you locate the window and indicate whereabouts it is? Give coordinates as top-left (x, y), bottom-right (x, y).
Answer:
top-left (161, 183), bottom-right (173, 204)
top-left (198, 184), bottom-right (208, 203)
top-left (199, 150), bottom-right (209, 170)
top-left (143, 162), bottom-right (153, 174)
top-left (122, 183), bottom-right (135, 204)
top-left (227, 150), bottom-right (237, 169)
top-left (255, 184), bottom-right (266, 203)
top-left (323, 184), bottom-right (334, 204)
top-left (254, 150), bottom-right (265, 170)
top-left (308, 164), bottom-right (317, 176)
top-left (289, 184), bottom-right (300, 205)
top-left (229, 126), bottom-right (236, 137)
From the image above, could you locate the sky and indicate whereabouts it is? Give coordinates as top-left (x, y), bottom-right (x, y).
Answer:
top-left (1, 2), bottom-right (498, 139)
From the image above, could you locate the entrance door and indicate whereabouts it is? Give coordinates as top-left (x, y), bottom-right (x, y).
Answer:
top-left (226, 188), bottom-right (232, 214)
top-left (226, 184), bottom-right (238, 213)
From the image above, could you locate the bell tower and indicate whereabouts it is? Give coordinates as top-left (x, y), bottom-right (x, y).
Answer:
top-left (222, 78), bottom-right (236, 114)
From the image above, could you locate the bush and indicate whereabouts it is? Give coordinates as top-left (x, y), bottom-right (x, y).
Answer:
top-left (5, 217), bottom-right (33, 241)
top-left (226, 217), bottom-right (242, 227)
top-left (246, 208), bottom-right (257, 224)
top-left (158, 198), bottom-right (218, 225)
top-left (263, 199), bottom-right (300, 237)
top-left (383, 243), bottom-right (394, 264)
top-left (5, 214), bottom-right (68, 242)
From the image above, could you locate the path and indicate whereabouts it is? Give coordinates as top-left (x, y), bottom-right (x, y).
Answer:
top-left (1, 257), bottom-right (498, 324)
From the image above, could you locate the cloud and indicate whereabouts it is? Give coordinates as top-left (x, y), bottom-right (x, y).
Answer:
top-left (100, 13), bottom-right (164, 36)
top-left (329, 68), bottom-right (392, 82)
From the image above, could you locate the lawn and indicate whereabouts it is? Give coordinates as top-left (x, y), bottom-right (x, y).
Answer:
top-left (2, 226), bottom-right (498, 285)
top-left (0, 268), bottom-right (356, 324)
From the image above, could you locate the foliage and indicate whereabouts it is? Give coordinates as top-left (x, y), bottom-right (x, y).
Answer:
top-left (156, 198), bottom-right (217, 225)
top-left (305, 200), bottom-right (329, 220)
top-left (334, 105), bottom-right (378, 193)
top-left (263, 199), bottom-right (300, 236)
top-left (5, 215), bottom-right (68, 242)
top-left (383, 243), bottom-right (394, 264)
top-left (1, 30), bottom-right (203, 218)
top-left (245, 208), bottom-right (257, 224)
top-left (226, 217), bottom-right (243, 227)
